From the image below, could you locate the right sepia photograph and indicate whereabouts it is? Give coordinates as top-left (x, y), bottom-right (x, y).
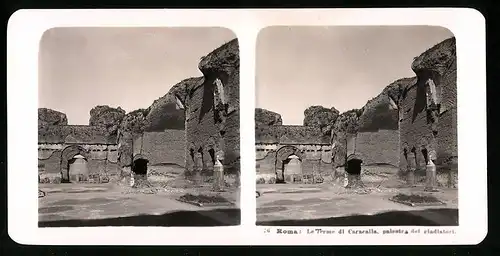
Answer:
top-left (255, 26), bottom-right (458, 226)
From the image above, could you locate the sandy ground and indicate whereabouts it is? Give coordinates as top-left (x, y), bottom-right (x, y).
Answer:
top-left (256, 182), bottom-right (458, 226)
top-left (38, 183), bottom-right (240, 227)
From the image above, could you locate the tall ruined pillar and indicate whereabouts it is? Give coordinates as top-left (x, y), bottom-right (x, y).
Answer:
top-left (194, 152), bottom-right (204, 184)
top-left (212, 151), bottom-right (225, 192)
top-left (425, 149), bottom-right (439, 192)
top-left (407, 149), bottom-right (416, 187)
top-left (425, 78), bottom-right (443, 190)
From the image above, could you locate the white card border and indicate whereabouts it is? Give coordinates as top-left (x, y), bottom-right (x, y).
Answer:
top-left (7, 8), bottom-right (487, 245)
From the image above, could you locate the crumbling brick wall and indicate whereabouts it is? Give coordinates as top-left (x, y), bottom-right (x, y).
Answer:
top-left (133, 131), bottom-right (186, 167)
top-left (255, 123), bottom-right (333, 183)
top-left (38, 124), bottom-right (119, 183)
top-left (356, 130), bottom-right (399, 166)
top-left (256, 148), bottom-right (277, 179)
top-left (399, 82), bottom-right (434, 172)
top-left (399, 37), bottom-right (457, 187)
top-left (355, 82), bottom-right (401, 167)
top-left (184, 38), bottom-right (240, 180)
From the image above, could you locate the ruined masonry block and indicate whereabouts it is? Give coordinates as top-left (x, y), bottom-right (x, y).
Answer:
top-left (267, 177), bottom-right (276, 184)
top-left (212, 163), bottom-right (224, 192)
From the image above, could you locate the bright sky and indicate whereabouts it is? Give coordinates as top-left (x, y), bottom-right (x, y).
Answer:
top-left (256, 26), bottom-right (454, 125)
top-left (39, 27), bottom-right (236, 125)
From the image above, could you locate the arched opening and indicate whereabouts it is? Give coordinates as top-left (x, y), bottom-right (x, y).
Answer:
top-left (410, 147), bottom-right (419, 170)
top-left (208, 148), bottom-right (216, 165)
top-left (421, 147), bottom-right (429, 165)
top-left (403, 148), bottom-right (408, 162)
top-left (345, 154), bottom-right (364, 188)
top-left (68, 154), bottom-right (89, 183)
top-left (275, 146), bottom-right (304, 184)
top-left (346, 158), bottom-right (362, 175)
top-left (198, 147), bottom-right (205, 169)
top-left (61, 145), bottom-right (89, 183)
top-left (282, 155), bottom-right (302, 183)
top-left (132, 158), bottom-right (148, 176)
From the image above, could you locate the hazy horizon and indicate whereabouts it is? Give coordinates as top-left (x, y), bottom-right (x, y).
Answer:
top-left (39, 27), bottom-right (236, 125)
top-left (256, 26), bottom-right (454, 125)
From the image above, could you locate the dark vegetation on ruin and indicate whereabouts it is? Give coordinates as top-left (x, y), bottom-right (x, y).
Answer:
top-left (391, 193), bottom-right (442, 204)
top-left (199, 38), bottom-right (239, 76)
top-left (179, 193), bottom-right (232, 204)
top-left (256, 125), bottom-right (330, 145)
top-left (38, 125), bottom-right (117, 144)
top-left (255, 108), bottom-right (283, 126)
top-left (303, 105), bottom-right (340, 137)
top-left (38, 108), bottom-right (68, 126)
top-left (412, 37), bottom-right (456, 76)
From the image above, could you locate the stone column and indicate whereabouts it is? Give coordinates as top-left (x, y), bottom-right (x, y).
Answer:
top-left (212, 152), bottom-right (225, 192)
top-left (425, 150), bottom-right (438, 192)
top-left (346, 174), bottom-right (363, 189)
top-left (406, 153), bottom-right (416, 187)
top-left (129, 172), bottom-right (135, 187)
top-left (194, 152), bottom-right (204, 184)
top-left (342, 172), bottom-right (348, 188)
top-left (61, 168), bottom-right (69, 182)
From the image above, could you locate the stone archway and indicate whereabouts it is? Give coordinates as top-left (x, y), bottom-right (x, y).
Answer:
top-left (275, 146), bottom-right (304, 184)
top-left (345, 153), bottom-right (364, 188)
top-left (283, 155), bottom-right (302, 183)
top-left (132, 154), bottom-right (148, 177)
top-left (68, 154), bottom-right (89, 182)
top-left (60, 145), bottom-right (90, 183)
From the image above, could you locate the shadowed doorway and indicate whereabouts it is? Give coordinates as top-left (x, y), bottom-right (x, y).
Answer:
top-left (345, 155), bottom-right (363, 188)
top-left (132, 158), bottom-right (149, 183)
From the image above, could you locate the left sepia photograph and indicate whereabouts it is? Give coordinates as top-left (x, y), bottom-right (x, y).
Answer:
top-left (37, 27), bottom-right (241, 227)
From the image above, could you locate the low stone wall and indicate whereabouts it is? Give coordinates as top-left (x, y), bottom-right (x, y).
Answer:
top-left (39, 172), bottom-right (62, 184)
top-left (256, 172), bottom-right (325, 184)
top-left (398, 168), bottom-right (457, 188)
top-left (39, 169), bottom-right (120, 184)
top-left (256, 173), bottom-right (276, 184)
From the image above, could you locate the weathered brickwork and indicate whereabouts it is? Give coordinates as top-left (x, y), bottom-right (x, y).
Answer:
top-left (356, 130), bottom-right (399, 166)
top-left (133, 130), bottom-right (186, 167)
top-left (255, 125), bottom-right (333, 184)
top-left (39, 38), bottom-right (240, 187)
top-left (38, 141), bottom-right (120, 183)
top-left (183, 39), bottom-right (240, 182)
top-left (255, 37), bottom-right (457, 188)
top-left (399, 37), bottom-right (457, 188)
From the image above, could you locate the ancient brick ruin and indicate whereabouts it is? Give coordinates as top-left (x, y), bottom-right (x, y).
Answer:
top-left (255, 124), bottom-right (333, 184)
top-left (38, 39), bottom-right (240, 189)
top-left (180, 38), bottom-right (240, 186)
top-left (38, 109), bottom-right (185, 184)
top-left (256, 37), bottom-right (457, 189)
top-left (38, 122), bottom-right (121, 183)
top-left (399, 37), bottom-right (458, 188)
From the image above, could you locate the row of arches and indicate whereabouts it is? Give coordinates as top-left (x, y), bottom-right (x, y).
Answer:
top-left (402, 145), bottom-right (432, 170)
top-left (189, 146), bottom-right (218, 171)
